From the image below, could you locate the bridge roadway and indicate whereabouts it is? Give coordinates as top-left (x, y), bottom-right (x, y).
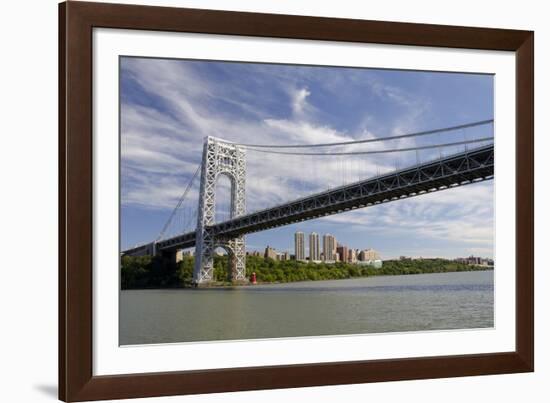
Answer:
top-left (123, 144), bottom-right (493, 256)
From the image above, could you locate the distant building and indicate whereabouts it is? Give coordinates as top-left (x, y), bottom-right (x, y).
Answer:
top-left (295, 232), bottom-right (306, 261)
top-left (264, 246), bottom-right (277, 260)
top-left (246, 251), bottom-right (261, 257)
top-left (357, 248), bottom-right (382, 268)
top-left (322, 234), bottom-right (337, 262)
top-left (309, 232), bottom-right (321, 262)
top-left (175, 249), bottom-right (194, 262)
top-left (455, 256), bottom-right (494, 266)
top-left (276, 251), bottom-right (290, 261)
top-left (359, 248), bottom-right (380, 262)
top-left (336, 244), bottom-right (349, 263)
top-left (348, 249), bottom-right (357, 264)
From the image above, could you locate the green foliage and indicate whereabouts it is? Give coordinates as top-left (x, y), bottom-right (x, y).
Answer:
top-left (120, 255), bottom-right (153, 289)
top-left (176, 256), bottom-right (194, 286)
top-left (121, 254), bottom-right (492, 289)
top-left (243, 256), bottom-right (490, 284)
top-left (213, 255), bottom-right (231, 282)
top-left (121, 254), bottom-right (189, 289)
top-left (377, 258), bottom-right (491, 276)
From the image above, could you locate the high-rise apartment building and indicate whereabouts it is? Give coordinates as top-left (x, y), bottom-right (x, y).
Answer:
top-left (322, 234), bottom-right (337, 262)
top-left (348, 248), bottom-right (357, 264)
top-left (295, 232), bottom-right (305, 261)
top-left (309, 232), bottom-right (320, 261)
top-left (336, 244), bottom-right (349, 263)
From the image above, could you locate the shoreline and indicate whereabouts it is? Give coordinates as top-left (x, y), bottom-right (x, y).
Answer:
top-left (121, 266), bottom-right (494, 291)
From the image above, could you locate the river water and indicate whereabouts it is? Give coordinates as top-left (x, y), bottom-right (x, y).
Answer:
top-left (120, 270), bottom-right (494, 345)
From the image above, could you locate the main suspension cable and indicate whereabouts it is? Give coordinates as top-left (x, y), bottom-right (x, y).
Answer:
top-left (231, 119), bottom-right (493, 149)
top-left (244, 136), bottom-right (493, 156)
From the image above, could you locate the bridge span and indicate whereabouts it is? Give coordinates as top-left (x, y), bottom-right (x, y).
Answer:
top-left (123, 143), bottom-right (493, 260)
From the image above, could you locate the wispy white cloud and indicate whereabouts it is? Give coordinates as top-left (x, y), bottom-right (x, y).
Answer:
top-left (290, 87), bottom-right (311, 116)
top-left (120, 57), bottom-right (493, 257)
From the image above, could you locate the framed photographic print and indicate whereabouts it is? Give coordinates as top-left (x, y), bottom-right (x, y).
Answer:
top-left (59, 1), bottom-right (534, 401)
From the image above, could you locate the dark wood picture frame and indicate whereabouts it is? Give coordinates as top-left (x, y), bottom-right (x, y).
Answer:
top-left (59, 1), bottom-right (534, 401)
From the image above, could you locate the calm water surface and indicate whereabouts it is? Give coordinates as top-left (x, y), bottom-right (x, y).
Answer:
top-left (120, 270), bottom-right (494, 345)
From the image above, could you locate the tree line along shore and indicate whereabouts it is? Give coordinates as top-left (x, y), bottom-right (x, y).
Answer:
top-left (121, 254), bottom-right (493, 289)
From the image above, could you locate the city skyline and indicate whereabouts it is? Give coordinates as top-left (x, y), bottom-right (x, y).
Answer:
top-left (239, 228), bottom-right (493, 260)
top-left (238, 229), bottom-right (494, 262)
top-left (120, 57), bottom-right (494, 260)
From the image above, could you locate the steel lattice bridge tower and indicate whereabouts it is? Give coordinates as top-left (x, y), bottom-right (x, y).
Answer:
top-left (122, 120), bottom-right (495, 287)
top-left (194, 137), bottom-right (247, 284)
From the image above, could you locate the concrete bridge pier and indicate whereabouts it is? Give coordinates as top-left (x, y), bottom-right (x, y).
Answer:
top-left (158, 249), bottom-right (178, 269)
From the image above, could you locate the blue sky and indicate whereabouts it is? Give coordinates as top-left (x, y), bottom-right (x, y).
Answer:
top-left (120, 57), bottom-right (494, 259)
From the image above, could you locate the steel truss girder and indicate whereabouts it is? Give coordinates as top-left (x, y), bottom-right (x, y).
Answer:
top-left (145, 144), bottom-right (493, 256)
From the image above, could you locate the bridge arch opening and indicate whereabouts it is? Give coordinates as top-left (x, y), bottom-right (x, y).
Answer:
top-left (214, 172), bottom-right (236, 224)
top-left (212, 244), bottom-right (237, 282)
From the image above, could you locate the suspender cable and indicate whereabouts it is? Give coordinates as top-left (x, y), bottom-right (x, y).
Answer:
top-left (156, 163), bottom-right (201, 242)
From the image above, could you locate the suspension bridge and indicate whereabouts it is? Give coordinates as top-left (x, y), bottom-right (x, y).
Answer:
top-left (122, 120), bottom-right (494, 286)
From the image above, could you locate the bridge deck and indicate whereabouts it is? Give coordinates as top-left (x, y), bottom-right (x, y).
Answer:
top-left (124, 144), bottom-right (493, 255)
